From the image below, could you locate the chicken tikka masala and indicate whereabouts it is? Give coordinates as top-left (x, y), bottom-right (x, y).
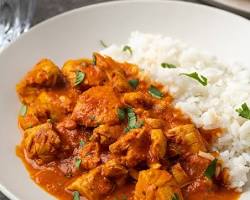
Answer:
top-left (16, 53), bottom-right (240, 200)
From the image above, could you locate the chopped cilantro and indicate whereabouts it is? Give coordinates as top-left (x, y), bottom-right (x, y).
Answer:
top-left (236, 103), bottom-right (250, 119)
top-left (180, 72), bottom-right (208, 86)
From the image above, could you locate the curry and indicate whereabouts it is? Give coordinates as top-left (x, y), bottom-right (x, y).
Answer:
top-left (16, 53), bottom-right (240, 200)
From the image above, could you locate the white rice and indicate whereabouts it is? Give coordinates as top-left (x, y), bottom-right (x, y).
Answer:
top-left (100, 31), bottom-right (250, 190)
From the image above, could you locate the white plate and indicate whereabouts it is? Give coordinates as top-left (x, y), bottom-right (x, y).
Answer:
top-left (0, 0), bottom-right (250, 199)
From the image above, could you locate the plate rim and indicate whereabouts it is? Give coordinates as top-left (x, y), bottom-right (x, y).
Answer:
top-left (1, 0), bottom-right (250, 58)
top-left (200, 0), bottom-right (250, 18)
top-left (0, 0), bottom-right (249, 199)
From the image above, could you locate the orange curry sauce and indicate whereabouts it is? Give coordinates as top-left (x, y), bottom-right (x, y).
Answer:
top-left (16, 53), bottom-right (240, 200)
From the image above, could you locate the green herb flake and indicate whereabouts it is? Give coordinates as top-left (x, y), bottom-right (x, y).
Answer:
top-left (100, 40), bottom-right (108, 48)
top-left (117, 108), bottom-right (126, 121)
top-left (73, 191), bottom-right (80, 200)
top-left (236, 103), bottom-right (250, 120)
top-left (161, 63), bottom-right (176, 69)
top-left (127, 107), bottom-right (137, 128)
top-left (123, 45), bottom-right (133, 55)
top-left (121, 194), bottom-right (127, 200)
top-left (19, 104), bottom-right (27, 116)
top-left (204, 158), bottom-right (218, 179)
top-left (75, 158), bottom-right (82, 169)
top-left (79, 139), bottom-right (85, 148)
top-left (180, 72), bottom-right (208, 86)
top-left (124, 108), bottom-right (144, 132)
top-left (113, 197), bottom-right (119, 200)
top-left (74, 70), bottom-right (85, 86)
top-left (128, 79), bottom-right (139, 89)
top-left (148, 85), bottom-right (163, 99)
top-left (171, 193), bottom-right (180, 200)
top-left (93, 54), bottom-right (97, 65)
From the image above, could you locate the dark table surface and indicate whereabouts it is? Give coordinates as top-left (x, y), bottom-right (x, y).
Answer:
top-left (0, 0), bottom-right (247, 199)
top-left (31, 0), bottom-right (201, 25)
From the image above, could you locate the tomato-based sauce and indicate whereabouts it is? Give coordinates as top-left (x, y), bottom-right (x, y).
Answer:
top-left (186, 189), bottom-right (239, 200)
top-left (16, 54), bottom-right (240, 200)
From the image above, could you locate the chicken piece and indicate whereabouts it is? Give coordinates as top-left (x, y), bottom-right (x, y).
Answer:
top-left (79, 142), bottom-right (101, 170)
top-left (67, 167), bottom-right (114, 200)
top-left (109, 128), bottom-right (150, 167)
top-left (62, 59), bottom-right (106, 88)
top-left (55, 118), bottom-right (84, 152)
top-left (129, 168), bottom-right (139, 180)
top-left (94, 53), bottom-right (130, 92)
top-left (94, 53), bottom-right (118, 71)
top-left (95, 53), bottom-right (140, 77)
top-left (101, 159), bottom-right (128, 177)
top-left (106, 69), bottom-right (130, 92)
top-left (19, 89), bottom-right (78, 129)
top-left (181, 154), bottom-right (210, 179)
top-left (120, 62), bottom-right (140, 77)
top-left (23, 123), bottom-right (61, 164)
top-left (95, 53), bottom-right (109, 68)
top-left (145, 118), bottom-right (165, 129)
top-left (171, 163), bottom-right (190, 187)
top-left (72, 86), bottom-right (121, 127)
top-left (134, 108), bottom-right (151, 119)
top-left (91, 124), bottom-right (123, 146)
top-left (183, 177), bottom-right (213, 195)
top-left (148, 129), bottom-right (167, 169)
top-left (100, 159), bottom-right (128, 187)
top-left (167, 124), bottom-right (206, 154)
top-left (34, 89), bottom-right (78, 122)
top-left (134, 169), bottom-right (183, 200)
top-left (16, 59), bottom-right (62, 104)
top-left (123, 91), bottom-right (154, 108)
top-left (18, 106), bottom-right (40, 130)
top-left (24, 59), bottom-right (61, 87)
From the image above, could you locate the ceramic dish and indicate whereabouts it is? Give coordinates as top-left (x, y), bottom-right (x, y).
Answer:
top-left (0, 0), bottom-right (250, 199)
